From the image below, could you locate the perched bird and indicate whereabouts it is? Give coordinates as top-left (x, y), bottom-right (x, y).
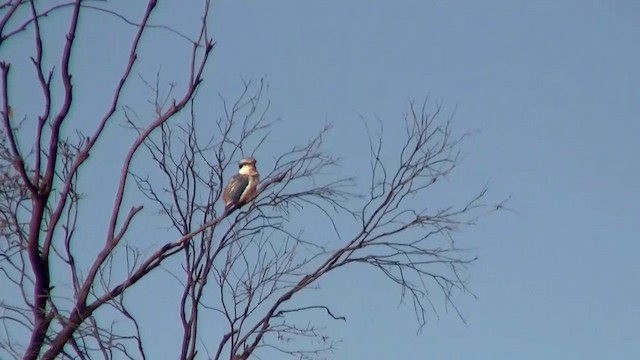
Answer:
top-left (222, 156), bottom-right (260, 215)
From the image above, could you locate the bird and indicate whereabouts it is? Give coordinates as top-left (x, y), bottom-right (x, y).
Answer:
top-left (222, 156), bottom-right (260, 215)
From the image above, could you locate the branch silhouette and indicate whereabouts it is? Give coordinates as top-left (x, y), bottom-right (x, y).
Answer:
top-left (0, 1), bottom-right (504, 360)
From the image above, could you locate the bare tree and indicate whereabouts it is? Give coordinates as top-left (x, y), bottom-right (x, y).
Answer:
top-left (0, 1), bottom-right (504, 360)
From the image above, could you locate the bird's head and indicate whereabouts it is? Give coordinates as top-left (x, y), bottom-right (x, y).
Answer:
top-left (238, 156), bottom-right (259, 176)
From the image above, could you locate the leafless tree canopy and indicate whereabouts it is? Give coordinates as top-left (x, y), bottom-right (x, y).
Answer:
top-left (0, 1), bottom-right (503, 359)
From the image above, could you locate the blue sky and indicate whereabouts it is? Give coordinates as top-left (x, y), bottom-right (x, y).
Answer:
top-left (2, 1), bottom-right (639, 359)
top-left (206, 2), bottom-right (640, 358)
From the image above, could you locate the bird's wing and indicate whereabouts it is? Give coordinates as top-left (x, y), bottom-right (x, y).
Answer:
top-left (223, 174), bottom-right (250, 205)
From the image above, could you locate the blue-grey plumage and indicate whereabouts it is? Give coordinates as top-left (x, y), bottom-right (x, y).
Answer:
top-left (223, 156), bottom-right (260, 215)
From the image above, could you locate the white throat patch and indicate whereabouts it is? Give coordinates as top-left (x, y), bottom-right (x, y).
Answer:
top-left (238, 165), bottom-right (257, 176)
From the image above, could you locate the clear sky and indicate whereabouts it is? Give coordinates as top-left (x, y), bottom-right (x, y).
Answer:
top-left (3, 1), bottom-right (639, 359)
top-left (208, 2), bottom-right (640, 358)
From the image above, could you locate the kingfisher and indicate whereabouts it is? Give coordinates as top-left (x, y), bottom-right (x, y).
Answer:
top-left (222, 156), bottom-right (260, 215)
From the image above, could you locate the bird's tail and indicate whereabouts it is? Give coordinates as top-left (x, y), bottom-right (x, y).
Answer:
top-left (224, 204), bottom-right (238, 216)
